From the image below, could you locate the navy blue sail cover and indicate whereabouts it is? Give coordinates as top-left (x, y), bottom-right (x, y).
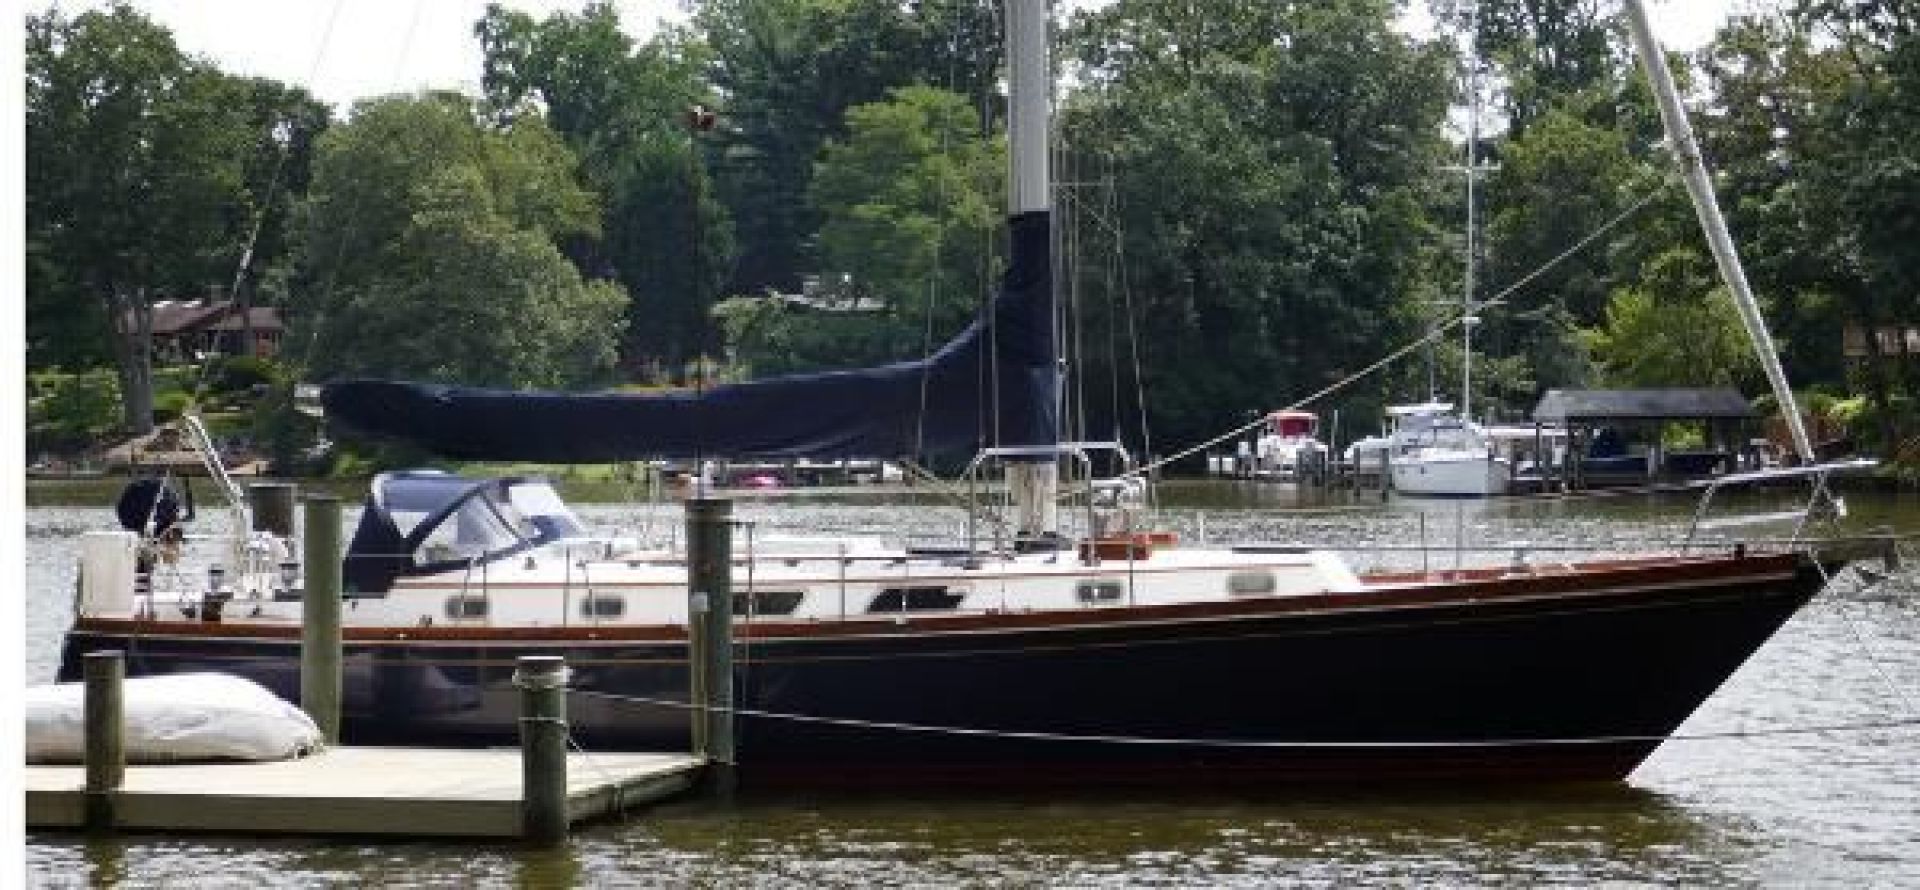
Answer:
top-left (320, 211), bottom-right (1057, 462)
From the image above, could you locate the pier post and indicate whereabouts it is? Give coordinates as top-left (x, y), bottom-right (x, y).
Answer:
top-left (301, 495), bottom-right (343, 744)
top-left (83, 650), bottom-right (125, 832)
top-left (515, 655), bottom-right (570, 845)
top-left (685, 498), bottom-right (736, 788)
top-left (248, 482), bottom-right (298, 537)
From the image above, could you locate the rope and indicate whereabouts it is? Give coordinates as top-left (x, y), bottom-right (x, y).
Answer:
top-left (570, 688), bottom-right (1920, 750)
top-left (1125, 176), bottom-right (1675, 481)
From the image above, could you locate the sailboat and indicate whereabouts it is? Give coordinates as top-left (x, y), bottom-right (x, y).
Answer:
top-left (1388, 4), bottom-right (1521, 498)
top-left (59, 0), bottom-right (1873, 786)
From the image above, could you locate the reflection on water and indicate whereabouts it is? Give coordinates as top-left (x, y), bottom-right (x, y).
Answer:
top-left (22, 483), bottom-right (1920, 886)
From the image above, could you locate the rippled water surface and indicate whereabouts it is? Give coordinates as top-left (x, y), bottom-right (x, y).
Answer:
top-left (23, 482), bottom-right (1920, 887)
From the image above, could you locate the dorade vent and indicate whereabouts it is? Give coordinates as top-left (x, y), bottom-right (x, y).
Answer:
top-left (868, 586), bottom-right (965, 612)
top-left (580, 594), bottom-right (625, 618)
top-left (1076, 579), bottom-right (1124, 604)
top-left (1227, 571), bottom-right (1278, 596)
top-left (445, 596), bottom-right (488, 620)
top-left (733, 589), bottom-right (805, 617)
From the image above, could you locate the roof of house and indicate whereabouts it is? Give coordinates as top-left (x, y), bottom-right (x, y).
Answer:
top-left (1532, 388), bottom-right (1754, 422)
top-left (148, 300), bottom-right (284, 336)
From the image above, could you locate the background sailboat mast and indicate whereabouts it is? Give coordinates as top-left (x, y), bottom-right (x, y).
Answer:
top-left (1460, 0), bottom-right (1482, 423)
top-left (1005, 0), bottom-right (1059, 539)
top-left (1621, 0), bottom-right (1816, 463)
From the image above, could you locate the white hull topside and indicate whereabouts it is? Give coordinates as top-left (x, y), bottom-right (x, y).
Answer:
top-left (83, 530), bottom-right (1369, 632)
top-left (1392, 454), bottom-right (1512, 497)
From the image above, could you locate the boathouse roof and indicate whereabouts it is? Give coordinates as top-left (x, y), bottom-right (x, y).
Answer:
top-left (1532, 388), bottom-right (1754, 423)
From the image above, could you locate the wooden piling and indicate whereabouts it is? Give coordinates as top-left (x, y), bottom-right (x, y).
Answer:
top-left (83, 649), bottom-right (125, 832)
top-left (515, 655), bottom-right (569, 845)
top-left (685, 498), bottom-right (736, 785)
top-left (248, 483), bottom-right (298, 537)
top-left (301, 495), bottom-right (342, 744)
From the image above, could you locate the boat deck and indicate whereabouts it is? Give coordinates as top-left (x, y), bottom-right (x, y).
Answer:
top-left (25, 747), bottom-right (705, 837)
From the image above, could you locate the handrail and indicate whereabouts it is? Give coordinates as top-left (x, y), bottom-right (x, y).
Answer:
top-left (1682, 459), bottom-right (1877, 553)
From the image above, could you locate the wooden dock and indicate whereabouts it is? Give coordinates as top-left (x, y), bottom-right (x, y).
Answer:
top-left (25, 747), bottom-right (705, 838)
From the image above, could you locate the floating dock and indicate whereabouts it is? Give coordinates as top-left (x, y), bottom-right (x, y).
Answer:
top-left (25, 747), bottom-right (705, 837)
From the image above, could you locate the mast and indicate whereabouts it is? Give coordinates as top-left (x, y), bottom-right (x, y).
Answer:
top-left (1460, 0), bottom-right (1481, 423)
top-left (1006, 0), bottom-right (1059, 540)
top-left (1621, 0), bottom-right (1816, 462)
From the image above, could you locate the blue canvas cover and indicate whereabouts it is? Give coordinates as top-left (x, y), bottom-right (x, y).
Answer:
top-left (320, 211), bottom-right (1057, 462)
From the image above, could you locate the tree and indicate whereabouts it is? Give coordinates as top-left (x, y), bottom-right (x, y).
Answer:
top-left (714, 85), bottom-right (1002, 376)
top-left (691, 0), bottom-right (1003, 295)
top-left (1430, 0), bottom-right (1625, 139)
top-left (292, 93), bottom-right (626, 388)
top-left (1062, 0), bottom-right (1455, 445)
top-left (476, 2), bottom-right (735, 374)
top-left (26, 5), bottom-right (313, 433)
top-left (1584, 247), bottom-right (1760, 388)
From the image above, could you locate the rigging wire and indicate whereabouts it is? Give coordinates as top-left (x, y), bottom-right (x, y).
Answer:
top-left (571, 687), bottom-right (1920, 751)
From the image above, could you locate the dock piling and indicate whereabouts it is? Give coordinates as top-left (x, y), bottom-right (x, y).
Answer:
top-left (83, 649), bottom-right (125, 832)
top-left (515, 655), bottom-right (570, 845)
top-left (685, 498), bottom-right (736, 789)
top-left (300, 494), bottom-right (342, 743)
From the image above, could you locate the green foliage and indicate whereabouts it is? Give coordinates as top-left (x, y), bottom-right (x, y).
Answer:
top-left (28, 369), bottom-right (123, 447)
top-left (1062, 0), bottom-right (1454, 443)
top-left (691, 0), bottom-right (1002, 293)
top-left (151, 390), bottom-right (194, 424)
top-left (206, 356), bottom-right (284, 395)
top-left (26, 3), bottom-right (328, 434)
top-left (1583, 249), bottom-right (1760, 389)
top-left (24, 0), bottom-right (1920, 474)
top-left (292, 93), bottom-right (627, 388)
top-left (476, 2), bottom-right (734, 372)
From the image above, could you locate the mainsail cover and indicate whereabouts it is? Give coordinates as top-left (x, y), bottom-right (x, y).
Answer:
top-left (320, 211), bottom-right (1057, 462)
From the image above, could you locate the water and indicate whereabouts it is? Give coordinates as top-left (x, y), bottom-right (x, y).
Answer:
top-left (24, 483), bottom-right (1920, 886)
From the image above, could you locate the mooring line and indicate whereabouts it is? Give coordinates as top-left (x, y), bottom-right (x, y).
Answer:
top-left (567, 688), bottom-right (1920, 750)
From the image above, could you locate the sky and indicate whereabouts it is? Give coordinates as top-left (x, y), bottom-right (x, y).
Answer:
top-left (36, 0), bottom-right (1749, 112)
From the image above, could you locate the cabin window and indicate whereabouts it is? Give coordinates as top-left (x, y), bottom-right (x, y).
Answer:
top-left (1076, 579), bottom-right (1124, 604)
top-left (1227, 571), bottom-right (1278, 596)
top-left (445, 596), bottom-right (488, 619)
top-left (416, 500), bottom-right (519, 565)
top-left (868, 586), bottom-right (965, 612)
top-left (580, 594), bottom-right (625, 618)
top-left (733, 589), bottom-right (805, 617)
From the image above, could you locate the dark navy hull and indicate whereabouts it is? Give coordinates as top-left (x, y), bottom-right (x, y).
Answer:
top-left (58, 555), bottom-right (1824, 786)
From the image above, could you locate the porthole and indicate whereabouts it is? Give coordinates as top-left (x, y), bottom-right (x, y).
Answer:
top-left (580, 594), bottom-right (625, 618)
top-left (445, 596), bottom-right (488, 619)
top-left (868, 586), bottom-right (965, 612)
top-left (1227, 571), bottom-right (1277, 596)
top-left (1075, 579), bottom-right (1124, 604)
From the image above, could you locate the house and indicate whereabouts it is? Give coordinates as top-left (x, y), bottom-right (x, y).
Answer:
top-left (144, 299), bottom-right (286, 364)
top-left (1843, 323), bottom-right (1920, 360)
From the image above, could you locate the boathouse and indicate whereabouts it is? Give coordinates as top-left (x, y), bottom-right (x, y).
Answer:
top-left (1531, 388), bottom-right (1757, 489)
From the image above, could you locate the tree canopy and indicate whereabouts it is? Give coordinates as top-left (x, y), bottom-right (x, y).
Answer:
top-left (22, 0), bottom-right (1920, 469)
top-left (292, 93), bottom-right (626, 388)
